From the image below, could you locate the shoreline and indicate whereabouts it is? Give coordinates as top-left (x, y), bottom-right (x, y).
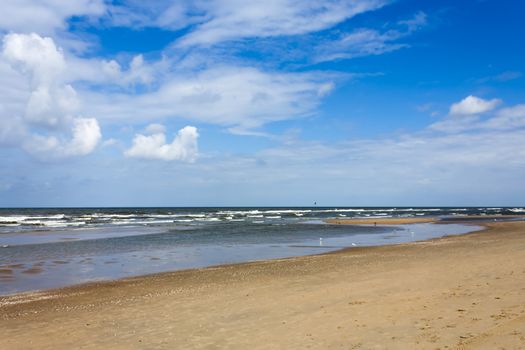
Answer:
top-left (325, 217), bottom-right (438, 225)
top-left (2, 221), bottom-right (525, 349)
top-left (0, 218), bottom-right (482, 299)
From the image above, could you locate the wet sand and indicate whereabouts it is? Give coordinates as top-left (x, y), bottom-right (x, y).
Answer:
top-left (1, 221), bottom-right (525, 349)
top-left (326, 217), bottom-right (437, 225)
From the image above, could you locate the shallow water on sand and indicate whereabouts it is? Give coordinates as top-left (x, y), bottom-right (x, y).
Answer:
top-left (0, 213), bottom-right (482, 295)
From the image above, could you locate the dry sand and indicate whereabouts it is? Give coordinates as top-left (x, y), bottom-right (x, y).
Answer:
top-left (1, 221), bottom-right (525, 349)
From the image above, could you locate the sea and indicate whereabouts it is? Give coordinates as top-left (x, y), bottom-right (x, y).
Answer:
top-left (0, 207), bottom-right (523, 295)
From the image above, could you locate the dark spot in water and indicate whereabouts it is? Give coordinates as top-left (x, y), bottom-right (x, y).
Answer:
top-left (52, 260), bottom-right (69, 265)
top-left (22, 267), bottom-right (43, 274)
top-left (6, 264), bottom-right (25, 269)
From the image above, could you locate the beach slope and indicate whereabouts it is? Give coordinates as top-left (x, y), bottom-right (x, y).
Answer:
top-left (1, 221), bottom-right (525, 349)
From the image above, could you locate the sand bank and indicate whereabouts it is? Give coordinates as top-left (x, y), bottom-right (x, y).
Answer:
top-left (1, 221), bottom-right (525, 349)
top-left (326, 217), bottom-right (437, 225)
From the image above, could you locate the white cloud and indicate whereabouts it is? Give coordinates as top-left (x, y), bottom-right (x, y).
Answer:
top-left (0, 33), bottom-right (101, 159)
top-left (315, 12), bottom-right (427, 62)
top-left (144, 123), bottom-right (166, 134)
top-left (107, 1), bottom-right (387, 47)
top-left (449, 95), bottom-right (501, 116)
top-left (3, 32), bottom-right (66, 86)
top-left (175, 0), bottom-right (387, 47)
top-left (0, 29), bottom-right (337, 159)
top-left (398, 11), bottom-right (427, 31)
top-left (431, 98), bottom-right (525, 133)
top-left (429, 115), bottom-right (480, 133)
top-left (23, 117), bottom-right (101, 159)
top-left (483, 104), bottom-right (525, 130)
top-left (0, 0), bottom-right (105, 34)
top-left (125, 125), bottom-right (199, 162)
top-left (84, 66), bottom-right (336, 130)
top-left (316, 28), bottom-right (407, 62)
top-left (475, 71), bottom-right (522, 84)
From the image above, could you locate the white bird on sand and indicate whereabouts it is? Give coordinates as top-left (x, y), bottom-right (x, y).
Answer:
top-left (351, 243), bottom-right (357, 246)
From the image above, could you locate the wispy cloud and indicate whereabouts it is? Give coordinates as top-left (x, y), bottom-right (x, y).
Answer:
top-left (176, 0), bottom-right (388, 47)
top-left (0, 0), bottom-right (105, 34)
top-left (430, 96), bottom-right (525, 133)
top-left (83, 65), bottom-right (338, 130)
top-left (475, 71), bottom-right (522, 84)
top-left (105, 0), bottom-right (389, 47)
top-left (314, 11), bottom-right (427, 62)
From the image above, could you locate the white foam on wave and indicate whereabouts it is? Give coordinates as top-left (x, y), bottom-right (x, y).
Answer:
top-left (315, 209), bottom-right (365, 213)
top-left (217, 210), bottom-right (262, 216)
top-left (20, 219), bottom-right (82, 228)
top-left (197, 217), bottom-right (221, 222)
top-left (0, 216), bottom-right (31, 223)
top-left (92, 213), bottom-right (136, 218)
top-left (261, 209), bottom-right (313, 214)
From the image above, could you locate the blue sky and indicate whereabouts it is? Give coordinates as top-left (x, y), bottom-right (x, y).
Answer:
top-left (0, 0), bottom-right (524, 207)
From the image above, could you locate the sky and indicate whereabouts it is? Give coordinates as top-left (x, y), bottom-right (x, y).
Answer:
top-left (0, 0), bottom-right (524, 207)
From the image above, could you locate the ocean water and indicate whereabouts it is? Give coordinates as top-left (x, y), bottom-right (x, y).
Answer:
top-left (0, 207), bottom-right (521, 295)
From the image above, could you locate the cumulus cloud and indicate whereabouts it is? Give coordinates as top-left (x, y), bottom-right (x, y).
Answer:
top-left (3, 33), bottom-right (66, 85)
top-left (125, 125), bottom-right (199, 162)
top-left (0, 31), bottom-right (336, 158)
top-left (449, 95), bottom-right (501, 116)
top-left (0, 33), bottom-right (101, 159)
top-left (23, 117), bottom-right (101, 159)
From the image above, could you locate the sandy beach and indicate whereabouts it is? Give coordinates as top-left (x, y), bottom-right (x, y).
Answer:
top-left (1, 221), bottom-right (525, 349)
